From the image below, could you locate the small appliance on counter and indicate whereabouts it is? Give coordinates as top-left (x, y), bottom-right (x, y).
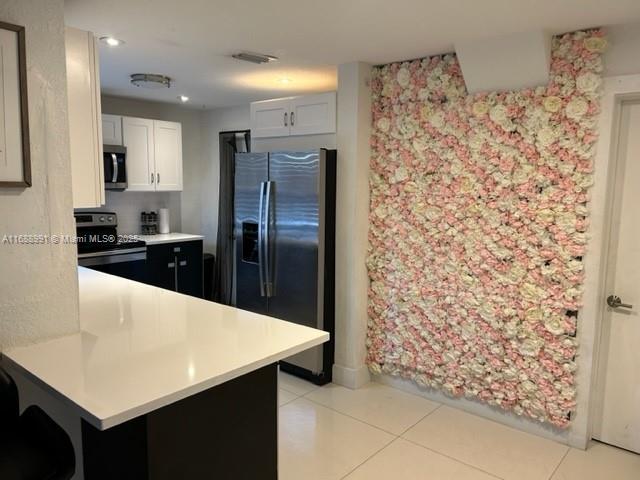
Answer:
top-left (103, 145), bottom-right (127, 190)
top-left (140, 211), bottom-right (158, 235)
top-left (158, 208), bottom-right (170, 234)
top-left (75, 211), bottom-right (147, 282)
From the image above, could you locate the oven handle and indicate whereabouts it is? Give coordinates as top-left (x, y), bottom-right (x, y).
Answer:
top-left (78, 251), bottom-right (146, 267)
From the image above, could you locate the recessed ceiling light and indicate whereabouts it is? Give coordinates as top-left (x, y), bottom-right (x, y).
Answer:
top-left (100, 36), bottom-right (124, 47)
top-left (179, 95), bottom-right (189, 103)
top-left (278, 77), bottom-right (293, 85)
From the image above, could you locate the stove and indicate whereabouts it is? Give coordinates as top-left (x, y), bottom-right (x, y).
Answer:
top-left (75, 211), bottom-right (147, 282)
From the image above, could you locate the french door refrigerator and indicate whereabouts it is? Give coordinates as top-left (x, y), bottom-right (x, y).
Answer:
top-left (234, 149), bottom-right (336, 384)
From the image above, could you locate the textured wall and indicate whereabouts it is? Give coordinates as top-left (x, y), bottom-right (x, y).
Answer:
top-left (0, 0), bottom-right (79, 350)
top-left (366, 31), bottom-right (605, 427)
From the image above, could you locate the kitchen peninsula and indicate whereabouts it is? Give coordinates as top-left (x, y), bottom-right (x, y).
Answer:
top-left (1, 268), bottom-right (329, 480)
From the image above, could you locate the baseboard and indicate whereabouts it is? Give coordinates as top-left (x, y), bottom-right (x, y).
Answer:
top-left (374, 373), bottom-right (586, 448)
top-left (332, 363), bottom-right (370, 389)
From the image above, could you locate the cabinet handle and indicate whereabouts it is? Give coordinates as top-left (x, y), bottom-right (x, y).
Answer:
top-left (290, 111), bottom-right (295, 126)
top-left (284, 112), bottom-right (288, 127)
top-left (151, 173), bottom-right (154, 183)
top-left (167, 262), bottom-right (175, 268)
top-left (174, 255), bottom-right (179, 292)
top-left (179, 260), bottom-right (187, 266)
top-left (157, 173), bottom-right (160, 184)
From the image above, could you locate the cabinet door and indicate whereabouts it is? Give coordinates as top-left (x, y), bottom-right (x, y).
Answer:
top-left (176, 241), bottom-right (203, 298)
top-left (122, 116), bottom-right (155, 191)
top-left (289, 92), bottom-right (336, 136)
top-left (102, 114), bottom-right (122, 145)
top-left (154, 121), bottom-right (183, 191)
top-left (250, 98), bottom-right (291, 138)
top-left (66, 27), bottom-right (105, 208)
top-left (146, 244), bottom-right (176, 291)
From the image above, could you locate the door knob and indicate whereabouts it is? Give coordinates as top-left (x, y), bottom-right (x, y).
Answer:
top-left (607, 295), bottom-right (633, 309)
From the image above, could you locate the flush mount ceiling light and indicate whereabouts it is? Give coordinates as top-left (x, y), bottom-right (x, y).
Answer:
top-left (231, 52), bottom-right (278, 64)
top-left (178, 95), bottom-right (189, 102)
top-left (99, 36), bottom-right (124, 47)
top-left (130, 73), bottom-right (172, 89)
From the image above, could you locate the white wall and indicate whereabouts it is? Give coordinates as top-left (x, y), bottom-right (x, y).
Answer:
top-left (603, 22), bottom-right (640, 77)
top-left (100, 95), bottom-right (203, 235)
top-left (0, 0), bottom-right (79, 351)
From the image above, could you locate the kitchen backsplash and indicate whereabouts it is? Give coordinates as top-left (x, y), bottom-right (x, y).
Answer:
top-left (80, 191), bottom-right (182, 234)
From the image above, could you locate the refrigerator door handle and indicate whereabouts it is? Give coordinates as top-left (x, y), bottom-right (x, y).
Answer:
top-left (264, 180), bottom-right (274, 297)
top-left (258, 181), bottom-right (267, 297)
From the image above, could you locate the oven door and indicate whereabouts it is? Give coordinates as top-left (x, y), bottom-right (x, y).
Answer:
top-left (78, 248), bottom-right (146, 283)
top-left (103, 145), bottom-right (127, 190)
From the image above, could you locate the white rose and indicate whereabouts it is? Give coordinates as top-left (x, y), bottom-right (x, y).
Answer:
top-left (519, 337), bottom-right (542, 357)
top-left (376, 117), bottom-right (390, 132)
top-left (566, 98), bottom-right (588, 120)
top-left (392, 166), bottom-right (409, 183)
top-left (489, 104), bottom-right (508, 124)
top-left (429, 112), bottom-right (445, 129)
top-left (396, 67), bottom-right (411, 88)
top-left (576, 72), bottom-right (601, 94)
top-left (412, 138), bottom-right (427, 153)
top-left (584, 37), bottom-right (607, 53)
top-left (537, 127), bottom-right (557, 147)
top-left (472, 101), bottom-right (489, 117)
top-left (544, 317), bottom-right (565, 335)
top-left (543, 96), bottom-right (562, 113)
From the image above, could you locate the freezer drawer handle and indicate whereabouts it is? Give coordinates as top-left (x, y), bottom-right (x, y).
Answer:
top-left (258, 181), bottom-right (267, 296)
top-left (290, 111), bottom-right (295, 126)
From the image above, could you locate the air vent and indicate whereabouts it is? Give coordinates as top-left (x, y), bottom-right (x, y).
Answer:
top-left (130, 73), bottom-right (172, 89)
top-left (231, 52), bottom-right (278, 64)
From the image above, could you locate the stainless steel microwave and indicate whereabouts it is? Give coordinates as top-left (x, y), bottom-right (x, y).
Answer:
top-left (103, 145), bottom-right (127, 190)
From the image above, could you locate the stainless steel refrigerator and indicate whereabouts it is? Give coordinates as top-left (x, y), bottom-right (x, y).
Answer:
top-left (234, 149), bottom-right (336, 384)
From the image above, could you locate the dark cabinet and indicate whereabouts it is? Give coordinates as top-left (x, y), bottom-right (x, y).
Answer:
top-left (146, 240), bottom-right (203, 298)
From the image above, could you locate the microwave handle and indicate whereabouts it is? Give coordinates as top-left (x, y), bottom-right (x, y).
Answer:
top-left (111, 153), bottom-right (118, 183)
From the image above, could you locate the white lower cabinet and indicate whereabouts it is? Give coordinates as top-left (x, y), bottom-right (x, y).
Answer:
top-left (122, 117), bottom-right (183, 192)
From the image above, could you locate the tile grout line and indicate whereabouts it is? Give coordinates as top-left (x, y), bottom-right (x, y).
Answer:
top-left (397, 403), bottom-right (443, 437)
top-left (338, 435), bottom-right (400, 480)
top-left (547, 446), bottom-right (571, 480)
top-left (401, 437), bottom-right (506, 480)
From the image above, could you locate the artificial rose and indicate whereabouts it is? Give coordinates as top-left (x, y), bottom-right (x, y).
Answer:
top-left (543, 96), bottom-right (563, 113)
top-left (566, 98), bottom-right (589, 120)
top-left (576, 72), bottom-right (601, 94)
top-left (472, 101), bottom-right (489, 117)
top-left (397, 67), bottom-right (411, 87)
top-left (584, 36), bottom-right (607, 53)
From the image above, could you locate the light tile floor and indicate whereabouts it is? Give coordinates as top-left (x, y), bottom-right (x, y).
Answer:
top-left (278, 372), bottom-right (640, 480)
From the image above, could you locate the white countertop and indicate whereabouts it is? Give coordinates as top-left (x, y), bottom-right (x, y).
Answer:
top-left (137, 232), bottom-right (204, 245)
top-left (2, 268), bottom-right (328, 430)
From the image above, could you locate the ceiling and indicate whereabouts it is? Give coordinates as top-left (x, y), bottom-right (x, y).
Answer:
top-left (64, 0), bottom-right (640, 109)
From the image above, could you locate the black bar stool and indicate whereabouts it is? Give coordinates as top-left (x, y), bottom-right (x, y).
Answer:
top-left (0, 368), bottom-right (75, 480)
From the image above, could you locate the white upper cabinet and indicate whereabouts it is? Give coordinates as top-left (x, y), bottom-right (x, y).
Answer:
top-left (289, 93), bottom-right (336, 136)
top-left (154, 121), bottom-right (183, 191)
top-left (66, 27), bottom-right (105, 208)
top-left (102, 114), bottom-right (123, 145)
top-left (250, 92), bottom-right (336, 138)
top-left (122, 116), bottom-right (155, 191)
top-left (250, 97), bottom-right (292, 138)
top-left (122, 116), bottom-right (183, 192)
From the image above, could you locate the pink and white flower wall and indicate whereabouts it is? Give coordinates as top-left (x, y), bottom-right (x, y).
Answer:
top-left (366, 30), bottom-right (606, 427)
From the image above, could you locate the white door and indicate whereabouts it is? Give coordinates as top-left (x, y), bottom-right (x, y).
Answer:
top-left (289, 92), bottom-right (336, 136)
top-left (593, 99), bottom-right (640, 454)
top-left (122, 116), bottom-right (155, 191)
top-left (153, 120), bottom-right (183, 191)
top-left (250, 97), bottom-right (291, 138)
top-left (102, 114), bottom-right (122, 145)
